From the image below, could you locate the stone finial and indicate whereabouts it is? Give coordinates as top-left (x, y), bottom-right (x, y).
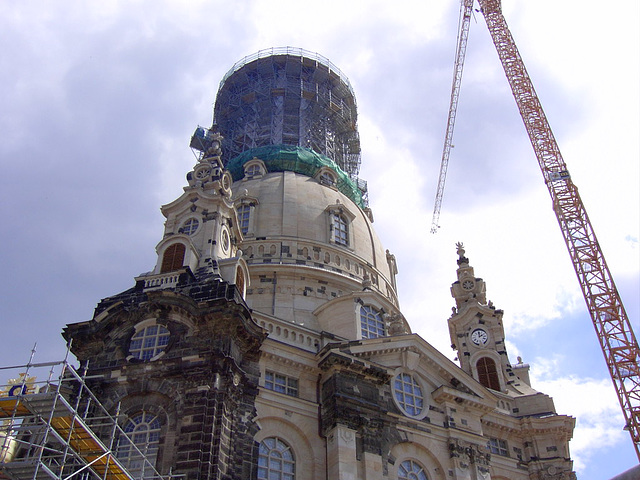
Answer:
top-left (456, 242), bottom-right (469, 266)
top-left (185, 131), bottom-right (233, 194)
top-left (202, 131), bottom-right (223, 161)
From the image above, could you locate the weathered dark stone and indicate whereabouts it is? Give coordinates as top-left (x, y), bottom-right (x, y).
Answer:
top-left (63, 270), bottom-right (266, 480)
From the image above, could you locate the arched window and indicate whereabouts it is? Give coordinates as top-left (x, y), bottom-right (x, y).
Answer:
top-left (245, 163), bottom-right (263, 178)
top-left (360, 305), bottom-right (385, 339)
top-left (160, 243), bottom-right (185, 273)
top-left (398, 459), bottom-right (429, 480)
top-left (477, 357), bottom-right (501, 390)
top-left (319, 171), bottom-right (336, 186)
top-left (129, 325), bottom-right (170, 361)
top-left (116, 411), bottom-right (161, 478)
top-left (257, 437), bottom-right (295, 480)
top-left (394, 373), bottom-right (424, 417)
top-left (332, 214), bottom-right (348, 246)
top-left (237, 204), bottom-right (251, 235)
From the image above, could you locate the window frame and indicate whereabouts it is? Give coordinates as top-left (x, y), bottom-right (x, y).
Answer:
top-left (243, 159), bottom-right (266, 180)
top-left (236, 204), bottom-right (251, 235)
top-left (180, 218), bottom-right (200, 236)
top-left (476, 357), bottom-right (501, 391)
top-left (245, 164), bottom-right (262, 178)
top-left (392, 372), bottom-right (426, 418)
top-left (264, 371), bottom-right (299, 397)
top-left (332, 213), bottom-right (349, 246)
top-left (315, 167), bottom-right (338, 188)
top-left (487, 438), bottom-right (509, 457)
top-left (398, 459), bottom-right (429, 480)
top-left (160, 243), bottom-right (186, 273)
top-left (257, 436), bottom-right (295, 480)
top-left (325, 204), bottom-right (355, 249)
top-left (129, 323), bottom-right (171, 362)
top-left (116, 410), bottom-right (162, 478)
top-left (360, 305), bottom-right (385, 339)
top-left (319, 171), bottom-right (336, 187)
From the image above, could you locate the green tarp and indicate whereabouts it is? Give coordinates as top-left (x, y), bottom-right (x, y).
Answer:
top-left (226, 145), bottom-right (365, 208)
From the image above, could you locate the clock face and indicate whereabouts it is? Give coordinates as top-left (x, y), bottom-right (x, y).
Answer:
top-left (471, 328), bottom-right (488, 346)
top-left (462, 279), bottom-right (475, 291)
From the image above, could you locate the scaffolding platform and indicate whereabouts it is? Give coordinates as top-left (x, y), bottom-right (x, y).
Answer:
top-left (0, 357), bottom-right (167, 480)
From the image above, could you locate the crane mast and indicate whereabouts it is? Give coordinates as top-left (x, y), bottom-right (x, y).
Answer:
top-left (430, 0), bottom-right (474, 234)
top-left (476, 0), bottom-right (640, 459)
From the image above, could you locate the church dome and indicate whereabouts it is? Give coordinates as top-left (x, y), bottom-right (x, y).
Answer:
top-left (231, 158), bottom-right (399, 335)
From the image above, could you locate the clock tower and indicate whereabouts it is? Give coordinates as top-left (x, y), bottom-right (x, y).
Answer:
top-left (448, 243), bottom-right (526, 394)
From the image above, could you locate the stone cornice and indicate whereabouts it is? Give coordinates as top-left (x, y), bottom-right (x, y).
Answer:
top-left (261, 350), bottom-right (318, 373)
top-left (432, 385), bottom-right (495, 414)
top-left (317, 350), bottom-right (390, 383)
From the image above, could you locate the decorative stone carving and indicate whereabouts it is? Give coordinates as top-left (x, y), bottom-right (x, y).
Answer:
top-left (339, 427), bottom-right (355, 445)
top-left (456, 241), bottom-right (469, 265)
top-left (449, 439), bottom-right (492, 476)
top-left (385, 312), bottom-right (408, 335)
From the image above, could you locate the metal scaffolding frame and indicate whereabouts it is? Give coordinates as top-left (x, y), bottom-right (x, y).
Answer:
top-left (0, 351), bottom-right (168, 480)
top-left (213, 47), bottom-right (362, 177)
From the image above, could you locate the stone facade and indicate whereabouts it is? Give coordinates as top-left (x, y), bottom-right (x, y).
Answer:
top-left (61, 49), bottom-right (576, 480)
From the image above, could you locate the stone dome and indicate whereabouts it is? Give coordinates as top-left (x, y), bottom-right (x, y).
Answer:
top-left (232, 166), bottom-right (400, 336)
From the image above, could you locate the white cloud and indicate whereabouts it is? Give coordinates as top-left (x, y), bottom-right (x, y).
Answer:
top-left (530, 356), bottom-right (629, 474)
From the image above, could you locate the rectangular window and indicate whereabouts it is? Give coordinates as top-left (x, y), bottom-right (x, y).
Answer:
top-left (264, 371), bottom-right (298, 397)
top-left (237, 205), bottom-right (251, 235)
top-left (333, 214), bottom-right (348, 246)
top-left (488, 438), bottom-right (509, 456)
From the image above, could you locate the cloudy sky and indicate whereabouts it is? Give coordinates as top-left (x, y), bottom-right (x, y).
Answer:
top-left (1, 1), bottom-right (638, 478)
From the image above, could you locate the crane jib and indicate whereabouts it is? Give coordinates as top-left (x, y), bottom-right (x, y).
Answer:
top-left (472, 0), bottom-right (640, 459)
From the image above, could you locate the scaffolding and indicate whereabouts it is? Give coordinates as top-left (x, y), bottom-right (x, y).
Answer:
top-left (213, 47), bottom-right (362, 177)
top-left (0, 352), bottom-right (167, 480)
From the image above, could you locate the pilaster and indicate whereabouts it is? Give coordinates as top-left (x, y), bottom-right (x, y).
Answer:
top-left (326, 425), bottom-right (358, 480)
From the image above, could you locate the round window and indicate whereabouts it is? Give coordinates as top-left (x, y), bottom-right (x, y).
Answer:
top-left (181, 218), bottom-right (199, 235)
top-left (221, 171), bottom-right (232, 193)
top-left (221, 228), bottom-right (230, 253)
top-left (393, 373), bottom-right (424, 417)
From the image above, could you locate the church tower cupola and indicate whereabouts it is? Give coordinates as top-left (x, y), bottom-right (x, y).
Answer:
top-left (139, 129), bottom-right (249, 294)
top-left (451, 242), bottom-right (487, 308)
top-left (448, 243), bottom-right (514, 392)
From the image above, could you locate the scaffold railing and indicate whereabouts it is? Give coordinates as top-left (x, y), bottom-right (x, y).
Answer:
top-left (213, 47), bottom-right (362, 177)
top-left (219, 47), bottom-right (356, 100)
top-left (0, 353), bottom-right (169, 480)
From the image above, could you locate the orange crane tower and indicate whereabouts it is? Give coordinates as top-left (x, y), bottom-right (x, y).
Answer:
top-left (469, 0), bottom-right (640, 458)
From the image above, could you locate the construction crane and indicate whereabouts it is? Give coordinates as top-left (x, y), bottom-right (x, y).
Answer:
top-left (430, 0), bottom-right (474, 234)
top-left (433, 0), bottom-right (640, 458)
